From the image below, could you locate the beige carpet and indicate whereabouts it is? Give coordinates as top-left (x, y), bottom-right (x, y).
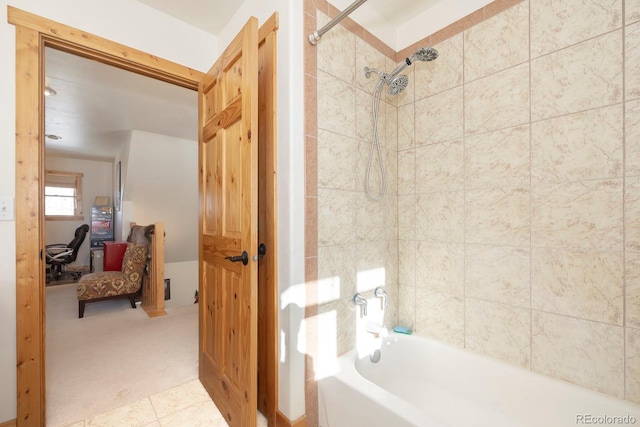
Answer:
top-left (45, 283), bottom-right (198, 427)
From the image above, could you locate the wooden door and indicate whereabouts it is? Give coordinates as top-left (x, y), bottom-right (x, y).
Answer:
top-left (198, 17), bottom-right (259, 427)
top-left (257, 14), bottom-right (279, 426)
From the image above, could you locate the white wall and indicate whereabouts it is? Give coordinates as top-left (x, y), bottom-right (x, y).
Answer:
top-left (0, 1), bottom-right (219, 422)
top-left (45, 156), bottom-right (113, 268)
top-left (122, 130), bottom-right (199, 309)
top-left (124, 130), bottom-right (198, 264)
top-left (164, 260), bottom-right (199, 308)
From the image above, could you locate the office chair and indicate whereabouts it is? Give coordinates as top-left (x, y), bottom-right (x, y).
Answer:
top-left (46, 224), bottom-right (89, 283)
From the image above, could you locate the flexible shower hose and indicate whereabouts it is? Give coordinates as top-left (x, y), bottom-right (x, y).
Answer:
top-left (365, 79), bottom-right (387, 201)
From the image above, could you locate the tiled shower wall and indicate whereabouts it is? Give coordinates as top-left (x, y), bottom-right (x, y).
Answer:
top-left (303, 1), bottom-right (399, 424)
top-left (395, 0), bottom-right (640, 404)
top-left (306, 6), bottom-right (400, 366)
top-left (305, 0), bottom-right (640, 418)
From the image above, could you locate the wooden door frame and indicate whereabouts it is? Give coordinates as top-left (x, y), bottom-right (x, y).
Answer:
top-left (9, 7), bottom-right (278, 426)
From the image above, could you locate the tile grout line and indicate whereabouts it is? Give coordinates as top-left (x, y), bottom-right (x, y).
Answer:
top-left (622, 0), bottom-right (627, 401)
top-left (528, 0), bottom-right (534, 374)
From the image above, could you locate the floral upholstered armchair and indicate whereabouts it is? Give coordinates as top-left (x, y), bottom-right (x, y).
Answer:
top-left (76, 243), bottom-right (148, 318)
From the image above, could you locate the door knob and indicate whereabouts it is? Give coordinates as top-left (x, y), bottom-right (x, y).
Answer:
top-left (225, 251), bottom-right (248, 265)
top-left (256, 243), bottom-right (267, 261)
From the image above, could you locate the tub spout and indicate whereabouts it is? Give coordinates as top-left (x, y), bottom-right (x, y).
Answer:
top-left (366, 320), bottom-right (388, 338)
top-left (353, 293), bottom-right (367, 316)
top-left (374, 287), bottom-right (388, 308)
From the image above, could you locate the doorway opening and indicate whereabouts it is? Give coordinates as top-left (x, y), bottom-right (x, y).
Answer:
top-left (43, 45), bottom-right (200, 425)
top-left (11, 7), bottom-right (278, 427)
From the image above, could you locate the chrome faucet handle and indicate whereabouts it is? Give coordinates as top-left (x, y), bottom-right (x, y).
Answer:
top-left (374, 287), bottom-right (388, 308)
top-left (353, 293), bottom-right (368, 316)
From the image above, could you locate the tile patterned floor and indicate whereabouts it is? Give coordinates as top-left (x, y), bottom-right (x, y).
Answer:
top-left (63, 380), bottom-right (268, 427)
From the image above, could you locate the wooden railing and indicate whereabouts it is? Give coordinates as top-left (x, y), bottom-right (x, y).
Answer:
top-left (132, 222), bottom-right (166, 317)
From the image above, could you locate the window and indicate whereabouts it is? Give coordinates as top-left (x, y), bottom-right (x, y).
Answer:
top-left (45, 170), bottom-right (84, 220)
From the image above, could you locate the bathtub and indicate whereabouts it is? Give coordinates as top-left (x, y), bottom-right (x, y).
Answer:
top-left (318, 333), bottom-right (640, 427)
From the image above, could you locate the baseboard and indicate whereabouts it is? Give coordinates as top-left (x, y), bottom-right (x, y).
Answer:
top-left (0, 419), bottom-right (17, 427)
top-left (276, 410), bottom-right (306, 427)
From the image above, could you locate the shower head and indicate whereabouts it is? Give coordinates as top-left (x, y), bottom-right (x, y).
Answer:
top-left (411, 47), bottom-right (439, 62)
top-left (364, 47), bottom-right (438, 96)
top-left (390, 46), bottom-right (439, 76)
top-left (387, 75), bottom-right (408, 95)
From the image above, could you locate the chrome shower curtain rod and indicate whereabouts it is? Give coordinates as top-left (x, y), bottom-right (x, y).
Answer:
top-left (308, 0), bottom-right (368, 45)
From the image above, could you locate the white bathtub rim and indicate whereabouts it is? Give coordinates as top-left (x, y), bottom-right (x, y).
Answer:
top-left (321, 332), bottom-right (640, 427)
top-left (319, 343), bottom-right (448, 427)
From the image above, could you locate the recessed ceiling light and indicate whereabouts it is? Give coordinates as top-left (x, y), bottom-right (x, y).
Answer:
top-left (45, 134), bottom-right (62, 140)
top-left (44, 86), bottom-right (57, 96)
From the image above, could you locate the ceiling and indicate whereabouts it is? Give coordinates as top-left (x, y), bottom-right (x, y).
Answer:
top-left (136, 0), bottom-right (441, 40)
top-left (44, 0), bottom-right (469, 161)
top-left (44, 48), bottom-right (197, 161)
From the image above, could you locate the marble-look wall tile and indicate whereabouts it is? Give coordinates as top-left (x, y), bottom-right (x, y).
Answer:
top-left (386, 102), bottom-right (398, 151)
top-left (381, 283), bottom-right (399, 329)
top-left (627, 100), bottom-right (640, 176)
top-left (416, 191), bottom-right (465, 243)
top-left (317, 70), bottom-right (356, 138)
top-left (465, 298), bottom-right (531, 368)
top-left (385, 188), bottom-right (398, 241)
top-left (357, 192), bottom-right (386, 242)
top-left (465, 1), bottom-right (529, 81)
top-left (317, 298), bottom-right (357, 362)
top-left (465, 244), bottom-right (530, 307)
top-left (530, 0), bottom-right (621, 58)
top-left (531, 31), bottom-right (623, 121)
top-left (415, 140), bottom-right (464, 193)
top-left (355, 37), bottom-right (389, 95)
top-left (317, 188), bottom-right (356, 246)
top-left (532, 179), bottom-right (623, 250)
top-left (629, 0), bottom-right (640, 24)
top-left (357, 141), bottom-right (385, 196)
top-left (465, 187), bottom-right (530, 246)
top-left (398, 240), bottom-right (416, 286)
top-left (306, 135), bottom-right (318, 197)
top-left (356, 89), bottom-right (375, 143)
top-left (306, 197), bottom-right (318, 257)
top-left (465, 125), bottom-right (530, 190)
top-left (531, 105), bottom-right (623, 184)
top-left (385, 149), bottom-right (398, 198)
top-left (398, 103), bottom-right (415, 150)
top-left (415, 241), bottom-right (464, 296)
top-left (627, 328), bottom-right (640, 404)
top-left (625, 252), bottom-right (640, 328)
top-left (465, 63), bottom-right (530, 135)
top-left (415, 289), bottom-right (465, 348)
top-left (397, 149), bottom-right (415, 195)
top-left (316, 12), bottom-right (355, 84)
top-left (415, 86), bottom-right (464, 146)
top-left (385, 239), bottom-right (399, 285)
top-left (626, 177), bottom-right (640, 251)
top-left (317, 129), bottom-right (357, 190)
top-left (627, 22), bottom-right (640, 101)
top-left (356, 240), bottom-right (390, 293)
top-left (414, 33), bottom-right (463, 100)
top-left (532, 311), bottom-right (624, 398)
top-left (317, 244), bottom-right (357, 305)
top-left (398, 285), bottom-right (416, 329)
top-left (531, 248), bottom-right (624, 325)
top-left (398, 194), bottom-right (416, 240)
